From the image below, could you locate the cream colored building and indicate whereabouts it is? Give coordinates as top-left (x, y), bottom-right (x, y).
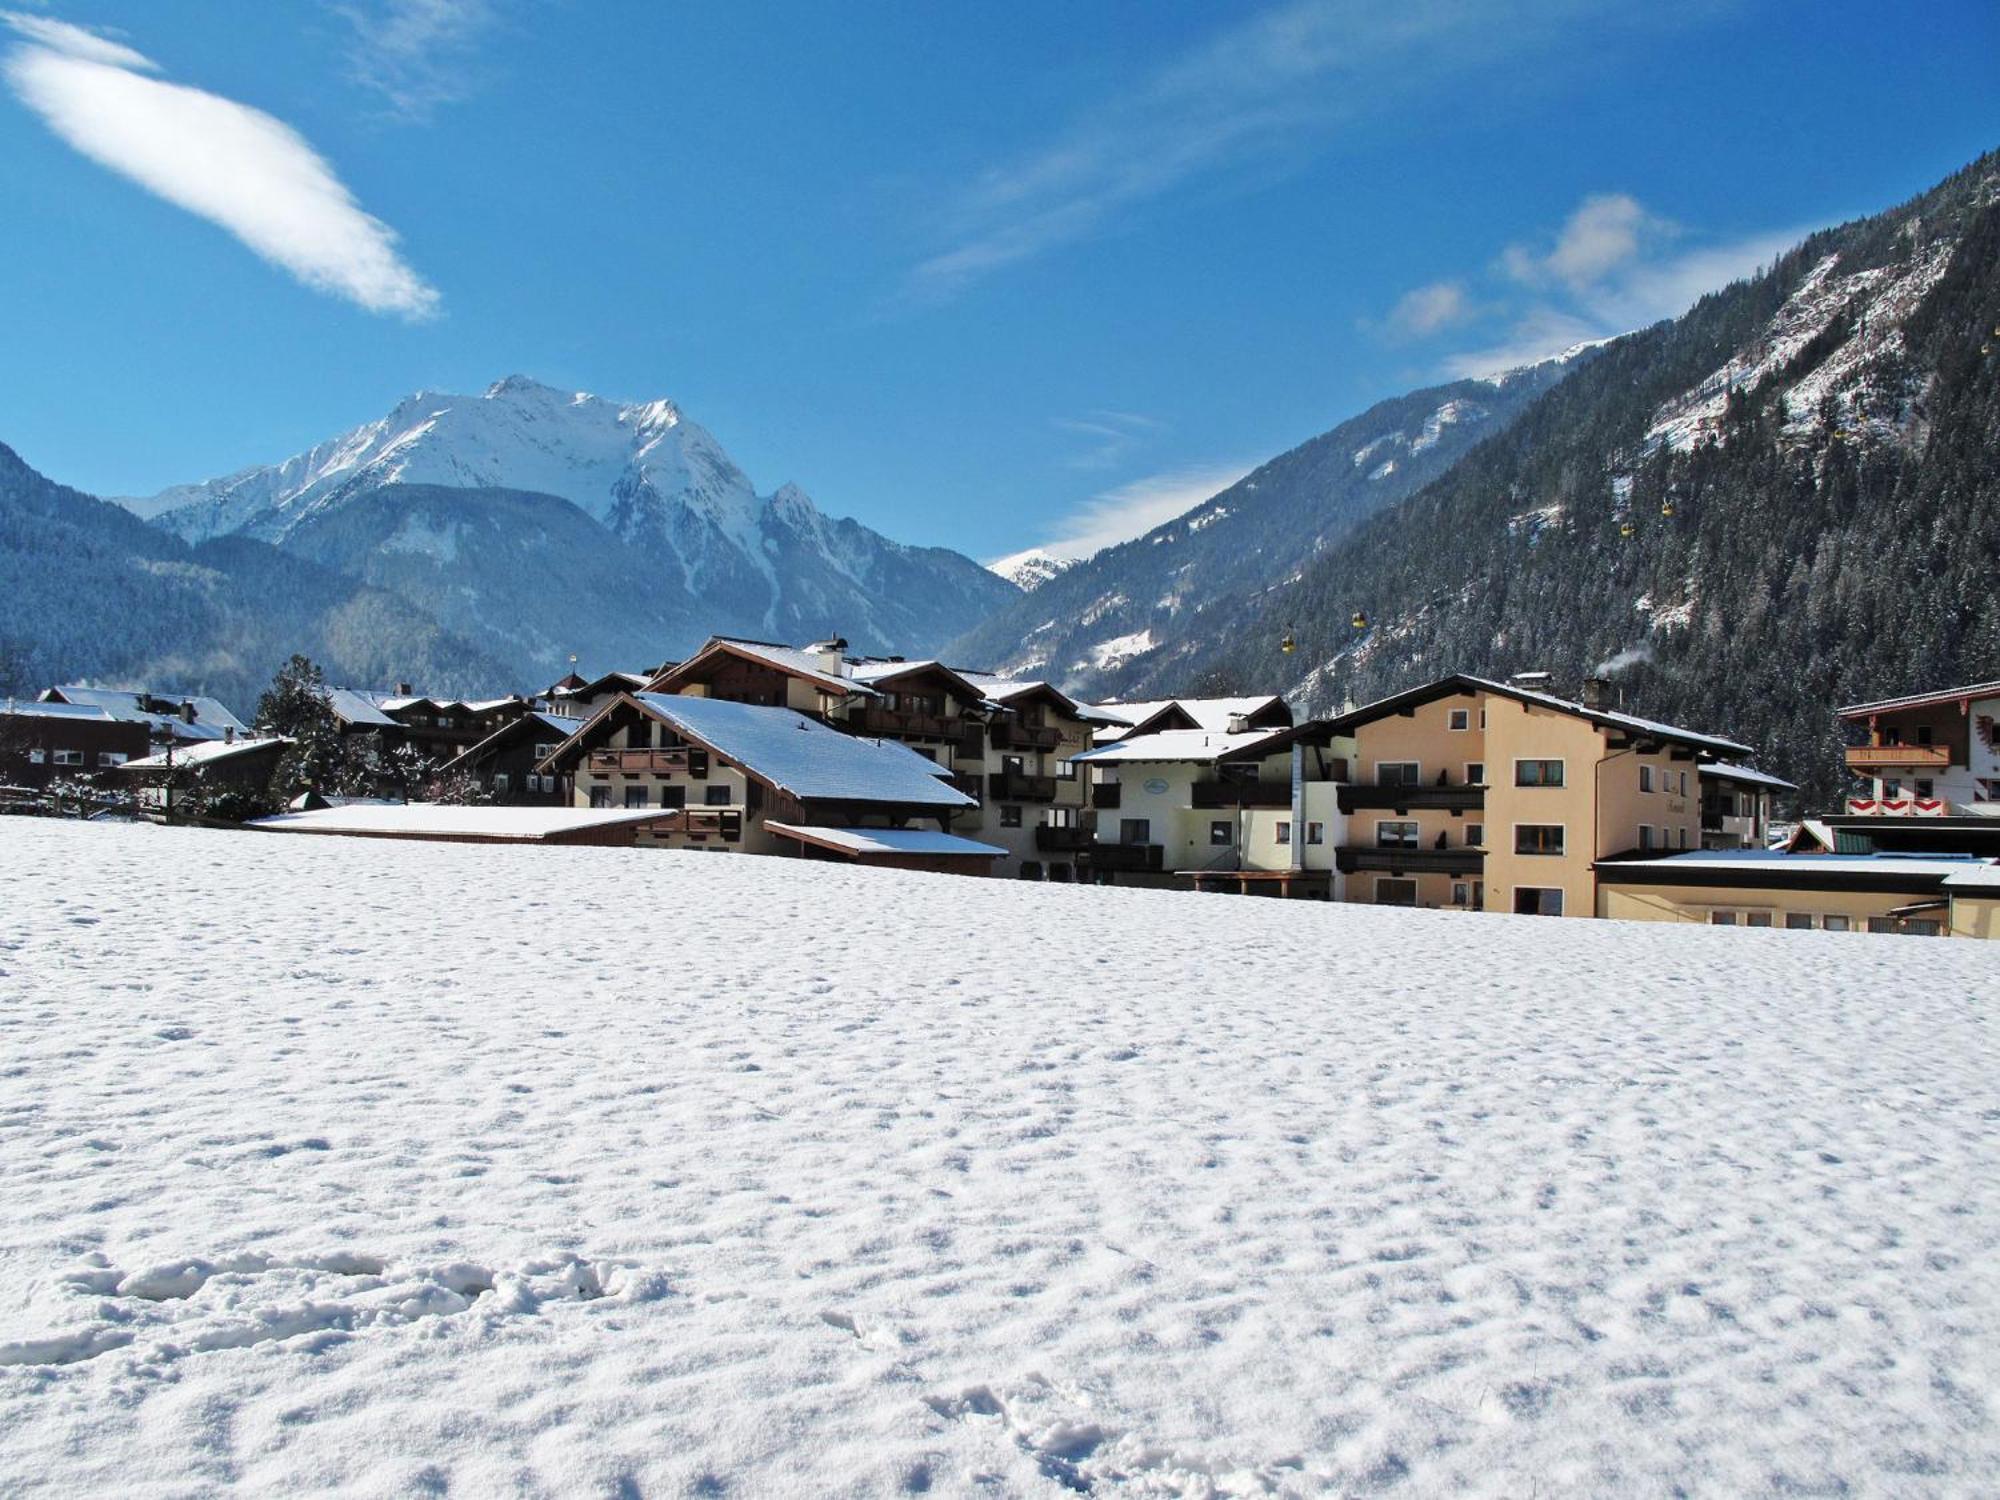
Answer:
top-left (1319, 674), bottom-right (1753, 917)
top-left (1596, 851), bottom-right (2000, 938)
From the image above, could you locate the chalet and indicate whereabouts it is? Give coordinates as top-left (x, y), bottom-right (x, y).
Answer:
top-left (543, 668), bottom-right (657, 721)
top-left (1071, 719), bottom-right (1354, 893)
top-left (643, 636), bottom-right (874, 718)
top-left (1838, 679), bottom-right (2000, 817)
top-left (540, 692), bottom-right (993, 867)
top-left (1595, 850), bottom-right (2000, 939)
top-left (1091, 695), bottom-right (1293, 744)
top-left (1698, 762), bottom-right (1794, 849)
top-left (0, 699), bottom-right (149, 793)
top-left (38, 686), bottom-right (248, 747)
top-left (440, 710), bottom-right (580, 805)
top-left (377, 691), bottom-right (531, 758)
top-left (943, 671), bottom-right (1103, 880)
top-left (1314, 673), bottom-right (1752, 916)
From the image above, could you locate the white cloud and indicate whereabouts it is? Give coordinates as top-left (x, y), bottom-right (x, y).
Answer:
top-left (334, 0), bottom-right (493, 121)
top-left (1386, 279), bottom-right (1472, 337)
top-left (1387, 189), bottom-right (1816, 379)
top-left (905, 0), bottom-right (1634, 303)
top-left (1052, 409), bottom-right (1164, 471)
top-left (2, 12), bottom-right (439, 318)
top-left (1019, 463), bottom-right (1254, 563)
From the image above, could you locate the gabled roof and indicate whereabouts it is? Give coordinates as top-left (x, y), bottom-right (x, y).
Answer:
top-left (1071, 726), bottom-right (1294, 766)
top-left (1838, 680), bottom-right (2000, 718)
top-left (550, 669), bottom-right (650, 700)
top-left (581, 694), bottom-right (974, 807)
top-left (442, 711), bottom-right (584, 774)
top-left (323, 688), bottom-right (399, 728)
top-left (953, 670), bottom-right (1098, 721)
top-left (42, 686), bottom-right (249, 739)
top-left (1096, 695), bottom-right (1290, 734)
top-left (1320, 673), bottom-right (1751, 757)
top-left (1699, 761), bottom-right (1797, 791)
top-left (3, 699), bottom-right (116, 722)
top-left (646, 638), bottom-right (878, 698)
top-left (122, 736), bottom-right (289, 772)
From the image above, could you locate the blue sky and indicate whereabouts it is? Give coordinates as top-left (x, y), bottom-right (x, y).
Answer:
top-left (2, 1), bottom-right (1994, 563)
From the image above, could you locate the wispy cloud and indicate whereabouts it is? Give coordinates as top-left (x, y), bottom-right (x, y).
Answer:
top-left (1378, 190), bottom-right (1813, 379)
top-left (1010, 462), bottom-right (1254, 563)
top-left (2, 12), bottom-right (439, 318)
top-left (333, 0), bottom-right (494, 122)
top-left (1052, 409), bottom-right (1164, 472)
top-left (905, 0), bottom-right (1639, 303)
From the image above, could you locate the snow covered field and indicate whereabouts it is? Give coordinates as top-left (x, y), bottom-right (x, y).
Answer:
top-left (3, 820), bottom-right (1998, 1497)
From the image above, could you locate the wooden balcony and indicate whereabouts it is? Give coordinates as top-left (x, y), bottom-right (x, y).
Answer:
top-left (1338, 784), bottom-right (1486, 813)
top-left (991, 722), bottom-right (1062, 751)
top-left (1845, 744), bottom-right (1952, 771)
top-left (853, 706), bottom-right (959, 739)
top-left (588, 747), bottom-right (708, 776)
top-left (672, 808), bottom-right (742, 841)
top-left (1336, 845), bottom-right (1484, 876)
top-left (1192, 779), bottom-right (1291, 809)
top-left (1083, 842), bottom-right (1164, 872)
top-left (989, 771), bottom-right (1057, 802)
top-left (1034, 824), bottom-right (1096, 853)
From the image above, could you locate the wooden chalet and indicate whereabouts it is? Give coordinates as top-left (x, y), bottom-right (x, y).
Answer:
top-left (441, 710), bottom-right (580, 805)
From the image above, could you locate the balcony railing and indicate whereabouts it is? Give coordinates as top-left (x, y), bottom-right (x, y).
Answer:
top-left (1337, 784), bottom-right (1486, 813)
top-left (1034, 824), bottom-right (1096, 853)
top-left (1191, 779), bottom-right (1292, 809)
top-left (989, 771), bottom-right (1057, 802)
top-left (992, 722), bottom-right (1062, 751)
top-left (1335, 845), bottom-right (1484, 876)
top-left (588, 748), bottom-right (707, 776)
top-left (946, 772), bottom-right (984, 800)
top-left (1083, 842), bottom-right (1164, 872)
top-left (671, 808), bottom-right (742, 841)
top-left (853, 706), bottom-right (959, 739)
top-left (1845, 744), bottom-right (1952, 770)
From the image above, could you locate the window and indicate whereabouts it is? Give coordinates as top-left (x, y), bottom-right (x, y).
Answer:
top-left (1056, 759), bottom-right (1078, 780)
top-left (659, 785), bottom-right (686, 809)
top-left (1785, 913), bottom-right (1814, 930)
top-left (1465, 762), bottom-right (1485, 785)
top-left (1377, 820), bottom-right (1420, 849)
top-left (1745, 912), bottom-right (1773, 928)
top-left (1515, 824), bottom-right (1564, 856)
top-left (589, 787), bottom-right (612, 808)
top-left (1676, 826), bottom-right (1688, 850)
top-left (1882, 779), bottom-right (1902, 798)
top-left (1375, 878), bottom-right (1418, 906)
top-left (1915, 778), bottom-right (1934, 799)
top-left (493, 773), bottom-right (510, 793)
top-left (1916, 726), bottom-right (1934, 746)
top-left (1377, 762), bottom-right (1420, 787)
top-left (28, 748), bottom-right (45, 764)
top-left (1679, 771), bottom-right (1690, 797)
top-left (1305, 821), bottom-right (1325, 845)
top-left (1867, 917), bottom-right (1895, 934)
top-left (1479, 709), bottom-right (1488, 729)
top-left (98, 751), bottom-right (128, 767)
top-left (1513, 888), bottom-right (1562, 916)
top-left (1119, 818), bottom-right (1150, 844)
top-left (1451, 881), bottom-right (1471, 906)
top-left (1822, 915), bottom-right (1850, 933)
top-left (1209, 820), bottom-right (1234, 846)
top-left (52, 749), bottom-right (84, 767)
top-left (1640, 765), bottom-right (1655, 793)
top-left (1515, 759), bottom-right (1565, 787)
top-left (1000, 805), bottom-right (1024, 828)
top-left (1448, 708), bottom-right (1470, 731)
top-left (1275, 821), bottom-right (1292, 844)
top-left (1465, 823), bottom-right (1484, 847)
top-left (1905, 919), bottom-right (1942, 936)
top-left (704, 784), bottom-right (732, 806)
top-left (624, 786), bottom-right (648, 808)
top-left (1639, 825), bottom-right (1656, 852)
top-left (534, 743), bottom-right (558, 760)
top-left (1710, 910), bottom-right (1738, 926)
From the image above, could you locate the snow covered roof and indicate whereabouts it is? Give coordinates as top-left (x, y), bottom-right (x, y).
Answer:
top-left (1093, 696), bottom-right (1288, 732)
top-left (323, 689), bottom-right (399, 728)
top-left (249, 805), bottom-right (677, 842)
top-left (1072, 727), bottom-right (1293, 765)
top-left (42, 687), bottom-right (248, 739)
top-left (1598, 850), bottom-right (1994, 886)
top-left (1700, 761), bottom-right (1798, 791)
top-left (765, 823), bottom-right (1006, 859)
top-left (3, 699), bottom-right (115, 722)
top-left (629, 694), bottom-right (974, 807)
top-left (1321, 674), bottom-right (1750, 756)
top-left (122, 736), bottom-right (288, 771)
top-left (953, 671), bottom-right (1099, 720)
top-left (655, 638), bottom-right (878, 698)
top-left (1943, 864), bottom-right (2000, 892)
top-left (442, 712), bottom-right (583, 773)
top-left (1839, 680), bottom-right (2000, 718)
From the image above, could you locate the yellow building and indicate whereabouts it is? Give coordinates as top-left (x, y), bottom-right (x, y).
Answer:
top-left (1319, 673), bottom-right (1753, 916)
top-left (1596, 851), bottom-right (2000, 939)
